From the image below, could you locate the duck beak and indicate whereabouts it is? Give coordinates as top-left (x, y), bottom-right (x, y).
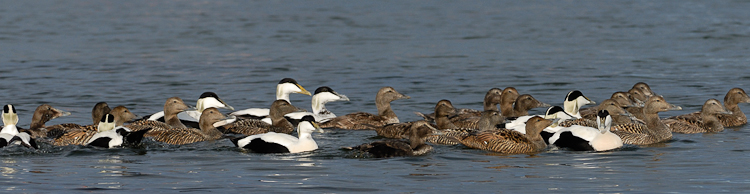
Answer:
top-left (296, 84), bottom-right (312, 96)
top-left (586, 97), bottom-right (596, 105)
top-left (53, 107), bottom-right (72, 118)
top-left (312, 121), bottom-right (324, 133)
top-left (667, 104), bottom-right (682, 111)
top-left (335, 92), bottom-right (350, 101)
top-left (213, 115), bottom-right (237, 127)
top-left (221, 100), bottom-right (235, 111)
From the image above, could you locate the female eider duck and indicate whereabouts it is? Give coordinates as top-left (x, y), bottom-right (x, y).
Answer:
top-left (561, 99), bottom-right (639, 128)
top-left (45, 102), bottom-right (112, 138)
top-left (1, 104), bottom-right (38, 149)
top-left (348, 120), bottom-right (437, 158)
top-left (626, 87), bottom-right (650, 120)
top-left (18, 104), bottom-right (72, 139)
top-left (373, 100), bottom-right (452, 139)
top-left (222, 100), bottom-right (299, 135)
top-left (632, 82), bottom-right (656, 98)
top-left (426, 110), bottom-right (504, 145)
top-left (230, 115), bottom-right (324, 153)
top-left (415, 87), bottom-right (511, 122)
top-left (667, 88), bottom-right (750, 128)
top-left (444, 88), bottom-right (521, 129)
top-left (86, 114), bottom-right (151, 148)
top-left (144, 92), bottom-right (233, 128)
top-left (549, 110), bottom-right (623, 152)
top-left (284, 86), bottom-right (350, 124)
top-left (579, 92), bottom-right (640, 119)
top-left (128, 97), bottom-right (193, 132)
top-left (230, 78), bottom-right (311, 120)
top-left (146, 107), bottom-right (235, 145)
top-left (53, 106), bottom-right (139, 146)
top-left (456, 116), bottom-right (552, 154)
top-left (663, 99), bottom-right (732, 134)
top-left (611, 95), bottom-right (681, 145)
top-left (320, 86), bottom-right (410, 130)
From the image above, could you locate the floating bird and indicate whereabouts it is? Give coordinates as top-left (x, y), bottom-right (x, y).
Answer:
top-left (146, 107), bottom-right (235, 145)
top-left (456, 116), bottom-right (552, 154)
top-left (53, 107), bottom-right (139, 146)
top-left (611, 95), bottom-right (681, 145)
top-left (562, 90), bottom-right (596, 118)
top-left (549, 110), bottom-right (623, 151)
top-left (663, 99), bottom-right (732, 134)
top-left (320, 86), bottom-right (410, 130)
top-left (230, 78), bottom-right (311, 120)
top-left (347, 120), bottom-right (437, 158)
top-left (222, 100), bottom-right (299, 135)
top-left (426, 110), bottom-right (504, 145)
top-left (1, 104), bottom-right (38, 149)
top-left (85, 114), bottom-right (151, 148)
top-left (144, 92), bottom-right (232, 128)
top-left (230, 115), bottom-right (324, 153)
top-left (18, 104), bottom-right (71, 139)
top-left (128, 97), bottom-right (194, 131)
top-left (284, 86), bottom-right (350, 124)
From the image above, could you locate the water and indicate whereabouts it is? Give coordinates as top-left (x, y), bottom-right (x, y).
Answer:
top-left (2, 0), bottom-right (750, 192)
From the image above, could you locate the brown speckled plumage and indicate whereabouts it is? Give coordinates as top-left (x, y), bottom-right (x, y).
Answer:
top-left (664, 99), bottom-right (730, 134)
top-left (427, 110), bottom-right (503, 145)
top-left (223, 100), bottom-right (298, 135)
top-left (146, 108), bottom-right (228, 145)
top-left (321, 87), bottom-right (410, 130)
top-left (457, 116), bottom-right (551, 154)
top-left (611, 96), bottom-right (680, 145)
top-left (350, 121), bottom-right (435, 158)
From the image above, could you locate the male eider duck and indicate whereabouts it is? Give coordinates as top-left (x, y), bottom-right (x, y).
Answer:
top-left (284, 86), bottom-right (350, 124)
top-left (456, 116), bottom-right (552, 154)
top-left (144, 92), bottom-right (233, 128)
top-left (549, 110), bottom-right (623, 152)
top-left (611, 95), bottom-right (681, 145)
top-left (230, 115), bottom-right (324, 153)
top-left (1, 104), bottom-right (38, 149)
top-left (146, 107), bottom-right (235, 145)
top-left (230, 78), bottom-right (311, 120)
top-left (562, 90), bottom-right (596, 118)
top-left (222, 100), bottom-right (299, 135)
top-left (563, 99), bottom-right (639, 128)
top-left (91, 102), bottom-right (112, 126)
top-left (320, 86), bottom-right (410, 130)
top-left (347, 120), bottom-right (436, 158)
top-left (663, 99), bottom-right (732, 134)
top-left (53, 107), bottom-right (139, 146)
top-left (86, 114), bottom-right (151, 148)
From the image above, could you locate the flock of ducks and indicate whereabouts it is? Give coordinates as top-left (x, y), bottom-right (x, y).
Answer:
top-left (1, 79), bottom-right (749, 158)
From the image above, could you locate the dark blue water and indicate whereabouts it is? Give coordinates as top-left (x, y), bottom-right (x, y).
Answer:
top-left (2, 0), bottom-right (750, 192)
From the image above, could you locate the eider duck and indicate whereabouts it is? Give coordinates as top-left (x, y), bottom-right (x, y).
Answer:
top-left (565, 99), bottom-right (639, 128)
top-left (1, 104), bottom-right (38, 149)
top-left (505, 94), bottom-right (551, 118)
top-left (320, 86), bottom-right (410, 130)
top-left (85, 114), bottom-right (152, 148)
top-left (347, 120), bottom-right (436, 158)
top-left (19, 104), bottom-right (71, 139)
top-left (91, 102), bottom-right (112, 126)
top-left (53, 106), bottom-right (139, 146)
top-left (426, 110), bottom-right (504, 145)
top-left (611, 95), bottom-right (681, 145)
top-left (230, 115), bottom-right (324, 153)
top-left (626, 87), bottom-right (649, 120)
top-left (549, 110), bottom-right (623, 151)
top-left (222, 100), bottom-right (299, 135)
top-left (146, 107), bottom-right (235, 145)
top-left (284, 86), bottom-right (350, 124)
top-left (415, 87), bottom-right (510, 122)
top-left (230, 78), bottom-right (311, 120)
top-left (144, 92), bottom-right (233, 128)
top-left (373, 100), bottom-right (452, 139)
top-left (456, 116), bottom-right (552, 154)
top-left (562, 90), bottom-right (596, 118)
top-left (128, 97), bottom-right (193, 131)
top-left (668, 88), bottom-right (750, 128)
top-left (579, 92), bottom-right (639, 119)
top-left (663, 99), bottom-right (732, 134)
top-left (632, 82), bottom-right (656, 98)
